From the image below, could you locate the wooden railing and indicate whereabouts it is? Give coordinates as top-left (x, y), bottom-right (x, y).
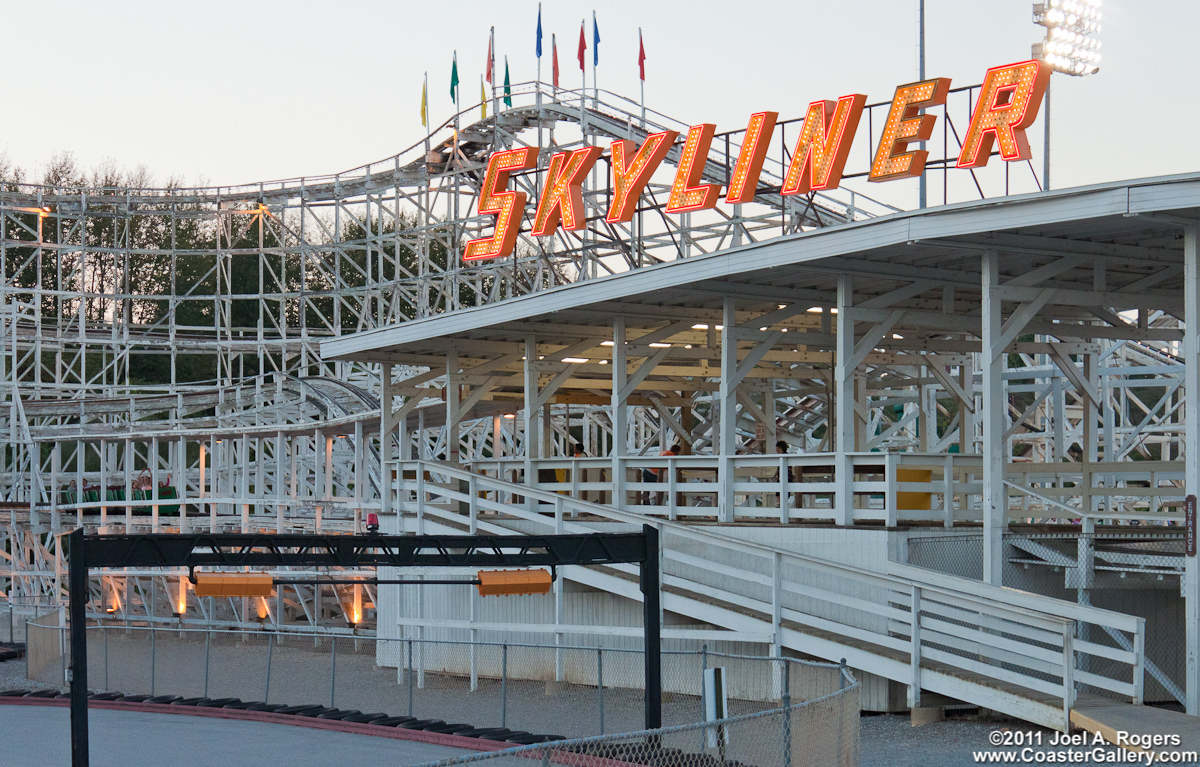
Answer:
top-left (387, 459), bottom-right (1147, 731)
top-left (461, 454), bottom-right (1186, 527)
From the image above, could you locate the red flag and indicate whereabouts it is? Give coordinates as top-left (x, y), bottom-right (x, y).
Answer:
top-left (638, 31), bottom-right (646, 81)
top-left (552, 35), bottom-right (560, 87)
top-left (577, 22), bottom-right (586, 71)
top-left (486, 30), bottom-right (494, 84)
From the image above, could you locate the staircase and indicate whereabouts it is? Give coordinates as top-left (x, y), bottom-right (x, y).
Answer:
top-left (390, 460), bottom-right (1149, 733)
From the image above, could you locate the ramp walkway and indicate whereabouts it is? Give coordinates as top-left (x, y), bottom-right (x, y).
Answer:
top-left (1071, 696), bottom-right (1200, 754)
top-left (390, 460), bottom-right (1176, 740)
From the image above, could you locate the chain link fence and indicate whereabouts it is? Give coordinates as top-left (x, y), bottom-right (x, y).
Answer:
top-left (409, 673), bottom-right (860, 767)
top-left (23, 611), bottom-right (66, 685)
top-left (2, 597), bottom-right (59, 644)
top-left (906, 531), bottom-right (1185, 706)
top-left (21, 620), bottom-right (858, 752)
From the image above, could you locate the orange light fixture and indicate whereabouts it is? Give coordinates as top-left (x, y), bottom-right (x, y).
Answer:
top-left (476, 569), bottom-right (553, 597)
top-left (193, 572), bottom-right (274, 598)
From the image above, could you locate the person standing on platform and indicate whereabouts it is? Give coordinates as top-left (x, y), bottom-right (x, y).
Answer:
top-left (570, 442), bottom-right (588, 501)
top-left (642, 443), bottom-right (681, 506)
top-left (775, 440), bottom-right (796, 509)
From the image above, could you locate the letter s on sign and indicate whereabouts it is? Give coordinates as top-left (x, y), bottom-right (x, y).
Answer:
top-left (464, 148), bottom-right (537, 262)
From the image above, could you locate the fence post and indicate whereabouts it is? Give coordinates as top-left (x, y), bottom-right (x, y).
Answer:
top-left (104, 626), bottom-right (109, 691)
top-left (597, 647), bottom-right (604, 735)
top-left (781, 661), bottom-right (792, 767)
top-left (501, 642), bottom-right (508, 728)
top-left (150, 625), bottom-right (157, 696)
top-left (943, 454), bottom-right (954, 527)
top-left (1133, 619), bottom-right (1146, 705)
top-left (910, 586), bottom-right (922, 709)
top-left (839, 658), bottom-right (847, 690)
top-left (265, 633), bottom-right (274, 703)
top-left (700, 644), bottom-right (708, 752)
top-left (407, 639), bottom-right (414, 716)
top-left (468, 473), bottom-right (478, 532)
top-left (330, 636), bottom-right (338, 708)
top-left (204, 630), bottom-right (210, 698)
top-left (1062, 622), bottom-right (1075, 730)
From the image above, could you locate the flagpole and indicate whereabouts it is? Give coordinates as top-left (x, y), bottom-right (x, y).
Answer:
top-left (536, 3), bottom-right (542, 112)
top-left (580, 20), bottom-right (586, 136)
top-left (535, 4), bottom-right (543, 184)
top-left (550, 33), bottom-right (557, 149)
top-left (421, 70), bottom-right (430, 301)
top-left (639, 28), bottom-right (645, 129)
top-left (490, 27), bottom-right (498, 119)
top-left (592, 11), bottom-right (598, 112)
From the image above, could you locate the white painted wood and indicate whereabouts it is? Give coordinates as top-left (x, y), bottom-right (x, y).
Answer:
top-left (719, 298), bottom-right (737, 522)
top-left (835, 276), bottom-right (854, 526)
top-left (981, 249), bottom-right (1004, 584)
top-left (909, 586), bottom-right (921, 708)
top-left (390, 460), bottom-right (1147, 726)
top-left (1186, 223), bottom-right (1200, 715)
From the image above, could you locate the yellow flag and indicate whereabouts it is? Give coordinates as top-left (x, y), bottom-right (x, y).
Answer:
top-left (481, 79), bottom-right (487, 119)
top-left (420, 79), bottom-right (427, 127)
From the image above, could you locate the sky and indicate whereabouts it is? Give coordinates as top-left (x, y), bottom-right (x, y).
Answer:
top-left (2, 0), bottom-right (1196, 203)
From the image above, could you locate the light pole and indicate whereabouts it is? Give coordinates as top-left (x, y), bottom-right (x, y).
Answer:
top-left (1033, 0), bottom-right (1103, 191)
top-left (918, 0), bottom-right (926, 209)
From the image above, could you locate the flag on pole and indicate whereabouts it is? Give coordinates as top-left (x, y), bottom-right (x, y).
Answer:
top-left (420, 75), bottom-right (428, 126)
top-left (503, 57), bottom-right (512, 107)
top-left (577, 22), bottom-right (586, 71)
top-left (552, 33), bottom-right (559, 88)
top-left (592, 11), bottom-right (600, 67)
top-left (481, 76), bottom-right (487, 119)
top-left (450, 53), bottom-right (459, 101)
top-left (535, 4), bottom-right (543, 58)
top-left (638, 30), bottom-right (646, 81)
top-left (486, 28), bottom-right (494, 84)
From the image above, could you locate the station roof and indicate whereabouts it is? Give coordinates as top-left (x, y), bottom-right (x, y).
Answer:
top-left (323, 172), bottom-right (1200, 364)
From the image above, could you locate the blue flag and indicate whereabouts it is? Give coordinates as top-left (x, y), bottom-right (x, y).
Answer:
top-left (536, 5), bottom-right (543, 58)
top-left (592, 12), bottom-right (600, 66)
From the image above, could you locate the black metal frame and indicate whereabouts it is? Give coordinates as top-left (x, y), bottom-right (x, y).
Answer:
top-left (67, 526), bottom-right (662, 767)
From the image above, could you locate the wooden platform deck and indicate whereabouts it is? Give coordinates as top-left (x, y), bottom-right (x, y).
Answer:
top-left (1072, 695), bottom-right (1200, 753)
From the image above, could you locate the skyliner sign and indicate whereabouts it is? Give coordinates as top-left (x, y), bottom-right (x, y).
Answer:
top-left (464, 59), bottom-right (1051, 262)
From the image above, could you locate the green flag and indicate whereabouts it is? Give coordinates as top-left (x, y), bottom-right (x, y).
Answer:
top-left (503, 57), bottom-right (512, 107)
top-left (450, 54), bottom-right (459, 102)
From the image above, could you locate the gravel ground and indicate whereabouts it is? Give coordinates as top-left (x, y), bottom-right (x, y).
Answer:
top-left (0, 656), bottom-right (64, 695)
top-left (860, 713), bottom-right (1141, 767)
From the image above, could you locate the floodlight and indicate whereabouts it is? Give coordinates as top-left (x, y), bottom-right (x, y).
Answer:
top-left (1034, 0), bottom-right (1102, 76)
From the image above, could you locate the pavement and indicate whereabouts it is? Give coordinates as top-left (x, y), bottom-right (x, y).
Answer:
top-left (0, 704), bottom-right (479, 767)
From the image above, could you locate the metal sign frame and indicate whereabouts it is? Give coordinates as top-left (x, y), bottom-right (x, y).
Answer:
top-left (66, 526), bottom-right (662, 767)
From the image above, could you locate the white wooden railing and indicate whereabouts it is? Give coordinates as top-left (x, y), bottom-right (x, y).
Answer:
top-left (388, 459), bottom-right (1147, 731)
top-left (467, 452), bottom-right (983, 526)
top-left (462, 453), bottom-right (1187, 526)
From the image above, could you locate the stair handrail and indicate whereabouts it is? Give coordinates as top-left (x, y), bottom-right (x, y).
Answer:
top-left (393, 459), bottom-right (1141, 631)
